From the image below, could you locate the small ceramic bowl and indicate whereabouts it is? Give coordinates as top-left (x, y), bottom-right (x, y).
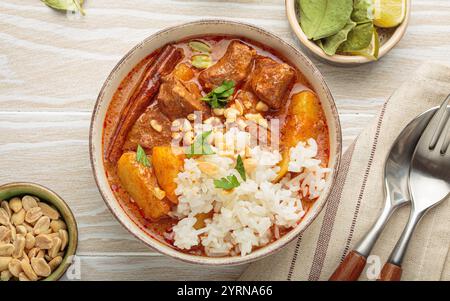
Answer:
top-left (285, 0), bottom-right (411, 65)
top-left (0, 182), bottom-right (78, 281)
top-left (90, 19), bottom-right (342, 265)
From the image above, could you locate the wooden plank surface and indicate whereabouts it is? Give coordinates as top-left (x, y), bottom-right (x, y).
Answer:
top-left (1, 0), bottom-right (449, 280)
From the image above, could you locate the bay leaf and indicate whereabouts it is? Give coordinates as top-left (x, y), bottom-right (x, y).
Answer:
top-left (318, 20), bottom-right (356, 55)
top-left (41, 0), bottom-right (85, 15)
top-left (299, 0), bottom-right (353, 40)
top-left (338, 22), bottom-right (374, 52)
top-left (352, 0), bottom-right (374, 24)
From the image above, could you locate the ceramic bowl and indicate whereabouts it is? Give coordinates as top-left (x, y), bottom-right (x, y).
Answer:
top-left (0, 182), bottom-right (78, 280)
top-left (90, 20), bottom-right (342, 265)
top-left (285, 0), bottom-right (411, 65)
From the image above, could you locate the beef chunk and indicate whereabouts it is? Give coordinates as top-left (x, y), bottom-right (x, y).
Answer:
top-left (157, 74), bottom-right (210, 120)
top-left (250, 57), bottom-right (296, 110)
top-left (123, 105), bottom-right (172, 151)
top-left (199, 40), bottom-right (256, 90)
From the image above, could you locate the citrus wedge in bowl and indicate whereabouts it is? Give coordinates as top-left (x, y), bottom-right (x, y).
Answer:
top-left (373, 0), bottom-right (407, 28)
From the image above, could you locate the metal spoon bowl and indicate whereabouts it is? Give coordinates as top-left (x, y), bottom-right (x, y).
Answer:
top-left (330, 106), bottom-right (438, 281)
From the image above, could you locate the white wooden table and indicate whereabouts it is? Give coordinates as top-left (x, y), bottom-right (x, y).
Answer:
top-left (1, 0), bottom-right (449, 280)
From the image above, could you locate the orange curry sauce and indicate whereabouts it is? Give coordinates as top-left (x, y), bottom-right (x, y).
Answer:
top-left (102, 36), bottom-right (329, 256)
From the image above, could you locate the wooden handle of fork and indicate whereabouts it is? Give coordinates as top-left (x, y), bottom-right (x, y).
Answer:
top-left (329, 250), bottom-right (367, 281)
top-left (378, 262), bottom-right (402, 281)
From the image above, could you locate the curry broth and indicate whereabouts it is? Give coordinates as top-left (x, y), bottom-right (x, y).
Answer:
top-left (103, 36), bottom-right (329, 255)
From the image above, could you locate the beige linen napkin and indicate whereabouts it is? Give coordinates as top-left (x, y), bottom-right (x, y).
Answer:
top-left (240, 62), bottom-right (450, 281)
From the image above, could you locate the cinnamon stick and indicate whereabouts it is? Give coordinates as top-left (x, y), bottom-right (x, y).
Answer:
top-left (106, 45), bottom-right (183, 162)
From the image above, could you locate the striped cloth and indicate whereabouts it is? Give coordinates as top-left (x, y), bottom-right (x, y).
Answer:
top-left (240, 63), bottom-right (450, 281)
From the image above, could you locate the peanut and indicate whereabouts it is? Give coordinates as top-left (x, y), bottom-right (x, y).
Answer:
top-left (59, 229), bottom-right (68, 251)
top-left (1, 201), bottom-right (11, 218)
top-left (16, 225), bottom-right (27, 235)
top-left (0, 257), bottom-right (12, 272)
top-left (0, 208), bottom-right (9, 226)
top-left (34, 216), bottom-right (50, 235)
top-left (0, 244), bottom-right (14, 256)
top-left (25, 207), bottom-right (42, 224)
top-left (25, 233), bottom-right (35, 250)
top-left (22, 196), bottom-right (38, 211)
top-left (38, 202), bottom-right (60, 220)
top-left (49, 237), bottom-right (62, 259)
top-left (8, 197), bottom-right (22, 213)
top-left (48, 256), bottom-right (62, 271)
top-left (1, 270), bottom-right (11, 281)
top-left (50, 219), bottom-right (66, 232)
top-left (12, 234), bottom-right (25, 258)
top-left (20, 257), bottom-right (38, 281)
top-left (18, 272), bottom-right (30, 281)
top-left (0, 226), bottom-right (11, 243)
top-left (35, 234), bottom-right (53, 250)
top-left (150, 119), bottom-right (163, 132)
top-left (28, 247), bottom-right (40, 259)
top-left (8, 258), bottom-right (22, 277)
top-left (31, 257), bottom-right (51, 277)
top-left (11, 209), bottom-right (25, 226)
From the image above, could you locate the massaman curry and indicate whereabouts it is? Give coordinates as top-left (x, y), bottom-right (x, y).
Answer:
top-left (103, 36), bottom-right (330, 257)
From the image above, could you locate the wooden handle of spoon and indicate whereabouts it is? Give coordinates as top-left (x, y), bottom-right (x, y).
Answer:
top-left (378, 262), bottom-right (402, 281)
top-left (329, 250), bottom-right (367, 281)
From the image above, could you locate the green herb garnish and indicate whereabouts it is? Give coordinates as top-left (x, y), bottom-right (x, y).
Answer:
top-left (201, 80), bottom-right (235, 108)
top-left (214, 155), bottom-right (247, 190)
top-left (191, 54), bottom-right (212, 69)
top-left (214, 175), bottom-right (240, 190)
top-left (235, 155), bottom-right (246, 181)
top-left (188, 40), bottom-right (212, 53)
top-left (136, 145), bottom-right (151, 167)
top-left (41, 0), bottom-right (85, 15)
top-left (186, 131), bottom-right (215, 158)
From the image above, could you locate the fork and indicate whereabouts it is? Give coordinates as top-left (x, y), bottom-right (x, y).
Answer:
top-left (378, 95), bottom-right (450, 281)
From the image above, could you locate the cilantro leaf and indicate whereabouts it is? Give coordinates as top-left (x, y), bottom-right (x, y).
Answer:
top-left (136, 144), bottom-right (151, 167)
top-left (214, 175), bottom-right (240, 190)
top-left (201, 80), bottom-right (235, 108)
top-left (186, 131), bottom-right (215, 158)
top-left (235, 155), bottom-right (246, 181)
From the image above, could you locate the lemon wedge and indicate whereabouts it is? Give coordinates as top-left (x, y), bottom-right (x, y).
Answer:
top-left (349, 30), bottom-right (380, 60)
top-left (373, 0), bottom-right (406, 28)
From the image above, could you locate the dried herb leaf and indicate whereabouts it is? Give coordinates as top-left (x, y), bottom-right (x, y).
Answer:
top-left (299, 0), bottom-right (353, 40)
top-left (352, 0), bottom-right (374, 24)
top-left (41, 0), bottom-right (85, 15)
top-left (338, 22), bottom-right (374, 52)
top-left (318, 20), bottom-right (356, 55)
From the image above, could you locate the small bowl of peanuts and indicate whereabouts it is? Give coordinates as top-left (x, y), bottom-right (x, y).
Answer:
top-left (0, 182), bottom-right (77, 281)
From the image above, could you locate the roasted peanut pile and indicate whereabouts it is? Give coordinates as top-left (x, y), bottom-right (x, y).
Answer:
top-left (0, 195), bottom-right (68, 281)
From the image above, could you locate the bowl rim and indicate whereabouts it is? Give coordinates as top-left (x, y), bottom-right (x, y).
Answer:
top-left (285, 0), bottom-right (411, 65)
top-left (89, 19), bottom-right (342, 265)
top-left (0, 182), bottom-right (78, 281)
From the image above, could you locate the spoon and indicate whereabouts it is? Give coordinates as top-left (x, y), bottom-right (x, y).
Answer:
top-left (329, 107), bottom-right (436, 281)
top-left (379, 95), bottom-right (450, 281)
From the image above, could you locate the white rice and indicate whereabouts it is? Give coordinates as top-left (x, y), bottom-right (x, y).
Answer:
top-left (170, 127), bottom-right (331, 256)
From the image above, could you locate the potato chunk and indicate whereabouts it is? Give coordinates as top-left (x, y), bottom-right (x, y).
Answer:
top-left (152, 146), bottom-right (185, 204)
top-left (274, 90), bottom-right (328, 182)
top-left (117, 152), bottom-right (170, 220)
